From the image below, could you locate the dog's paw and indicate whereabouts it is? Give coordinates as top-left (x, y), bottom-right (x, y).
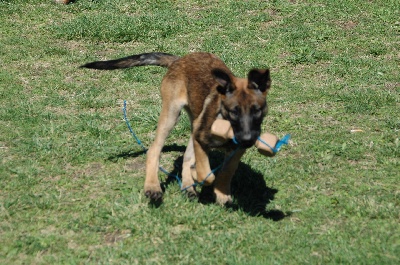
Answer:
top-left (145, 190), bottom-right (163, 201)
top-left (214, 192), bottom-right (233, 206)
top-left (144, 181), bottom-right (163, 201)
top-left (186, 190), bottom-right (199, 201)
top-left (181, 183), bottom-right (198, 201)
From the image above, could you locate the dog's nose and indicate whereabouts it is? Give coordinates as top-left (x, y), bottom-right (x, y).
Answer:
top-left (239, 135), bottom-right (252, 146)
top-left (241, 133), bottom-right (252, 141)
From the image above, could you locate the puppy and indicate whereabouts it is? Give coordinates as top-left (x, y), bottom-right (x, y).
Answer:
top-left (82, 52), bottom-right (271, 205)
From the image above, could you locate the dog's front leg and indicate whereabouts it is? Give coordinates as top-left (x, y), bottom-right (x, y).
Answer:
top-left (193, 139), bottom-right (215, 186)
top-left (213, 148), bottom-right (246, 205)
top-left (144, 143), bottom-right (164, 200)
top-left (144, 96), bottom-right (183, 201)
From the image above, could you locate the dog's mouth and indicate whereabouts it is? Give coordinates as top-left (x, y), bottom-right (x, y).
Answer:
top-left (237, 139), bottom-right (257, 148)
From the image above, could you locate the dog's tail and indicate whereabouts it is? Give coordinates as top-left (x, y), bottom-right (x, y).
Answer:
top-left (80, 52), bottom-right (180, 70)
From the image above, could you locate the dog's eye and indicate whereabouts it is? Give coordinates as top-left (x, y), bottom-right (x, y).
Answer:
top-left (251, 106), bottom-right (262, 117)
top-left (229, 107), bottom-right (240, 119)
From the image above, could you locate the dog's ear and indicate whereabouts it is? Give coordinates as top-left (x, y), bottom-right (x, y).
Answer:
top-left (212, 69), bottom-right (234, 95)
top-left (248, 69), bottom-right (271, 93)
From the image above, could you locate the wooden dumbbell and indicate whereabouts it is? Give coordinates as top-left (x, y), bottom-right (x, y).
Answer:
top-left (211, 119), bottom-right (279, 157)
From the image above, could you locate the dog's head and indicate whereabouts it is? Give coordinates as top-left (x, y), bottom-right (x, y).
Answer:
top-left (213, 68), bottom-right (271, 148)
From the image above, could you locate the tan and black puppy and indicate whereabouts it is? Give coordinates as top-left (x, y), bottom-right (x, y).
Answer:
top-left (82, 52), bottom-right (271, 205)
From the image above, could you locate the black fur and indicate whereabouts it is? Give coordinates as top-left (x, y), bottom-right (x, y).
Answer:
top-left (80, 52), bottom-right (179, 70)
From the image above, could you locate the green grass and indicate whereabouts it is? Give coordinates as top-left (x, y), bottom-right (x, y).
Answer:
top-left (1, 0), bottom-right (399, 264)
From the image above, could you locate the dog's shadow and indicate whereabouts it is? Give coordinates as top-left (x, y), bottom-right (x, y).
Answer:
top-left (108, 145), bottom-right (287, 221)
top-left (196, 151), bottom-right (287, 221)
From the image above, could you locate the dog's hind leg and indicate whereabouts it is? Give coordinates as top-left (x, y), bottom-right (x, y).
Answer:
top-left (181, 135), bottom-right (198, 198)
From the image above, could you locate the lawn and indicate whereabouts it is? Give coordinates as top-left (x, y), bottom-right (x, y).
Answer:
top-left (0, 0), bottom-right (399, 264)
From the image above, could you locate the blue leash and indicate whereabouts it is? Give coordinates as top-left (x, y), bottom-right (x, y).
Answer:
top-left (180, 145), bottom-right (241, 191)
top-left (122, 100), bottom-right (289, 192)
top-left (123, 101), bottom-right (182, 187)
top-left (123, 101), bottom-right (146, 152)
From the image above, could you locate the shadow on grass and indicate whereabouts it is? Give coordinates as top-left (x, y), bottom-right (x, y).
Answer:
top-left (108, 145), bottom-right (288, 221)
top-left (231, 164), bottom-right (288, 222)
top-left (197, 151), bottom-right (288, 221)
top-left (106, 143), bottom-right (186, 162)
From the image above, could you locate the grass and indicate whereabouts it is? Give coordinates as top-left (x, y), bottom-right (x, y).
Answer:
top-left (0, 0), bottom-right (399, 264)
